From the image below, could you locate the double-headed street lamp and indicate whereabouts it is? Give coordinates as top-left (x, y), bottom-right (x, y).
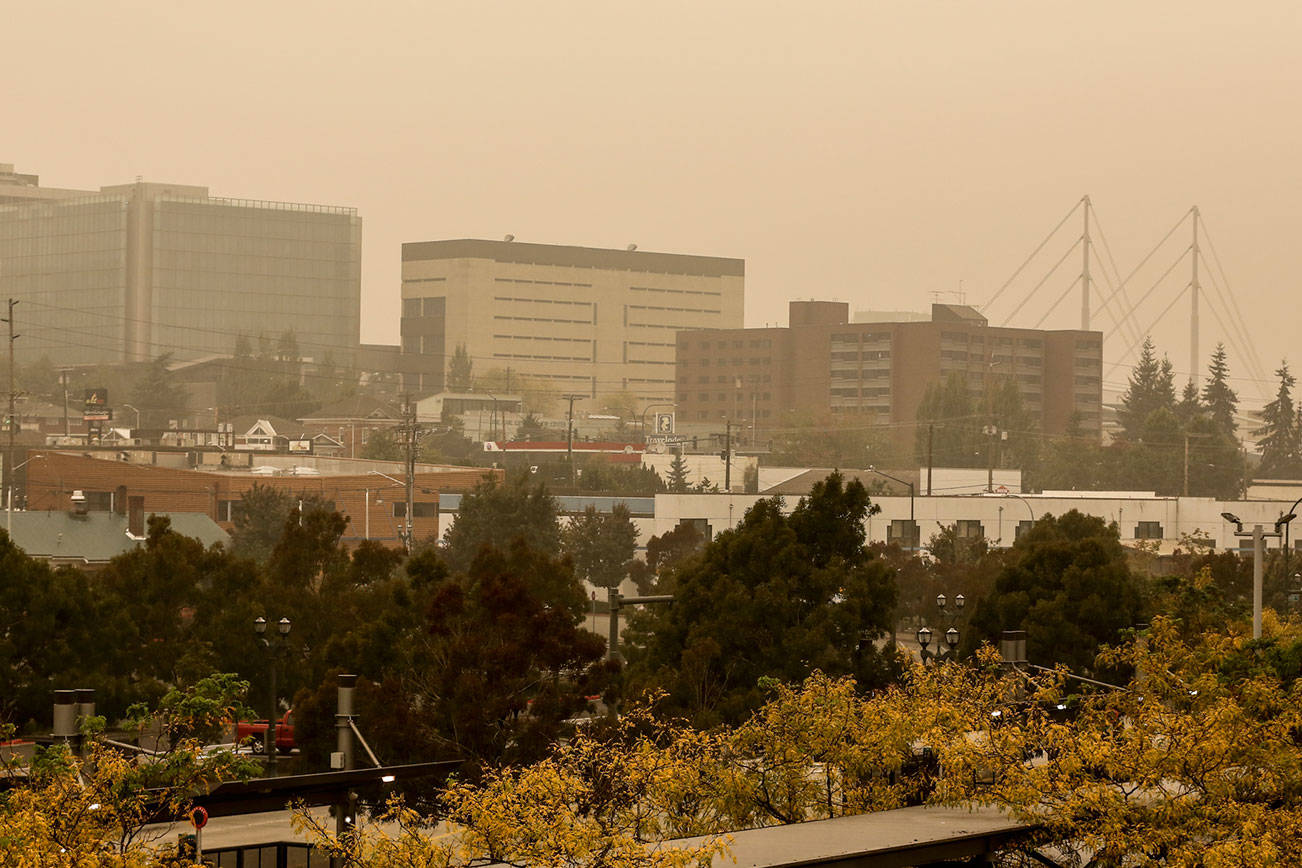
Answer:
top-left (254, 615), bottom-right (292, 775)
top-left (917, 592), bottom-right (964, 664)
top-left (1222, 512), bottom-right (1295, 639)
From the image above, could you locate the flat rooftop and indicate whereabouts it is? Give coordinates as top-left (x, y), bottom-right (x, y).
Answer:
top-left (402, 238), bottom-right (744, 277)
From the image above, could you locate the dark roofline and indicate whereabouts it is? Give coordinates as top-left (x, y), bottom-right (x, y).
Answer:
top-left (402, 239), bottom-right (744, 278)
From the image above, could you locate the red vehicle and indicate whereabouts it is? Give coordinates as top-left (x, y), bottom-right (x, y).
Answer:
top-left (237, 709), bottom-right (295, 754)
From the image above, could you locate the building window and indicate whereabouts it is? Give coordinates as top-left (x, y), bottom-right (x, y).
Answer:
top-left (392, 502), bottom-right (438, 518)
top-left (888, 519), bottom-right (921, 550)
top-left (1014, 520), bottom-right (1033, 541)
top-left (956, 520), bottom-right (984, 539)
top-left (1134, 521), bottom-right (1164, 540)
top-left (217, 499), bottom-right (238, 522)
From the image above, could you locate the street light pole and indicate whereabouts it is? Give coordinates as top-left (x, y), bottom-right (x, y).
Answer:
top-left (1222, 512), bottom-right (1288, 640)
top-left (867, 464), bottom-right (915, 550)
top-left (254, 615), bottom-right (292, 776)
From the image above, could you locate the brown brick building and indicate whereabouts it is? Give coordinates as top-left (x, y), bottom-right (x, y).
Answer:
top-left (674, 301), bottom-right (1102, 441)
top-left (24, 452), bottom-right (498, 548)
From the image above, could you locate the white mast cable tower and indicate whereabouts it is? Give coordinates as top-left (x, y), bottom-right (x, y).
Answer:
top-left (1190, 206), bottom-right (1201, 380)
top-left (1081, 195), bottom-right (1092, 330)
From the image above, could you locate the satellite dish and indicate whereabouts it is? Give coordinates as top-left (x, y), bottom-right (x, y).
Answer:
top-left (626, 243), bottom-right (637, 251)
top-left (503, 234), bottom-right (515, 242)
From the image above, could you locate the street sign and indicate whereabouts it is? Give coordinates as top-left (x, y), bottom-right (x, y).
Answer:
top-left (646, 434), bottom-right (687, 445)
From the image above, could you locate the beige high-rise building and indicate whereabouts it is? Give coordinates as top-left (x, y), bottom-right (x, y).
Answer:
top-left (400, 239), bottom-right (744, 408)
top-left (0, 163), bottom-right (361, 367)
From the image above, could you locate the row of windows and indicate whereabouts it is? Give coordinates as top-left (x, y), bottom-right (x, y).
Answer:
top-left (402, 276), bottom-right (446, 283)
top-left (692, 391), bottom-right (774, 402)
top-left (494, 333), bottom-right (592, 344)
top-left (831, 332), bottom-right (891, 343)
top-left (493, 314), bottom-right (594, 325)
top-left (403, 296), bottom-right (445, 318)
top-left (494, 277), bottom-right (593, 288)
top-left (492, 352), bottom-right (593, 362)
top-left (697, 357), bottom-right (772, 366)
top-left (494, 295), bottom-right (592, 307)
top-left (627, 304), bottom-right (721, 315)
top-left (631, 285), bottom-right (722, 297)
top-left (683, 374), bottom-right (774, 385)
top-left (689, 339), bottom-right (775, 350)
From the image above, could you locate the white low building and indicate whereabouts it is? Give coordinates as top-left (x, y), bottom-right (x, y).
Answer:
top-left (649, 491), bottom-right (1297, 555)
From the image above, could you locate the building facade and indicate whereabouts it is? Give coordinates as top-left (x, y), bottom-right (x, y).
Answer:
top-left (675, 301), bottom-right (1103, 440)
top-left (0, 164), bottom-right (361, 366)
top-left (400, 239), bottom-right (744, 405)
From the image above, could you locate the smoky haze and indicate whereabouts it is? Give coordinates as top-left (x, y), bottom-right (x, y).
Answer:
top-left (6, 0), bottom-right (1299, 404)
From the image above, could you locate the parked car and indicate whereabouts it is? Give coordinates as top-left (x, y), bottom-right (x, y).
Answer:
top-left (236, 709), bottom-right (295, 754)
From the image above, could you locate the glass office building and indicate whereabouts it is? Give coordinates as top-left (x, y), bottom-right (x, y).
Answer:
top-left (0, 174), bottom-right (361, 367)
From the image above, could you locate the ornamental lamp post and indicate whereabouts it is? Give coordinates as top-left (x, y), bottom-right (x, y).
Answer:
top-left (254, 615), bottom-right (292, 775)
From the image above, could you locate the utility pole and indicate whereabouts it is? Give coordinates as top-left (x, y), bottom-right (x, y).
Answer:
top-left (563, 394), bottom-right (583, 486)
top-left (400, 394), bottom-right (416, 553)
top-left (1081, 194), bottom-right (1091, 330)
top-left (1190, 205), bottom-right (1201, 380)
top-left (723, 420), bottom-right (732, 492)
top-left (1183, 434), bottom-right (1190, 497)
top-left (926, 423), bottom-right (934, 496)
top-left (60, 370), bottom-right (69, 437)
top-left (983, 424), bottom-right (998, 493)
top-left (2, 300), bottom-right (17, 515)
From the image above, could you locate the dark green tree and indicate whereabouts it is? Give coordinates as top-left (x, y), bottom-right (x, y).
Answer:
top-left (964, 511), bottom-right (1147, 674)
top-left (664, 453), bottom-right (690, 493)
top-left (1201, 343), bottom-right (1239, 437)
top-left (914, 373), bottom-right (981, 467)
top-left (575, 462), bottom-right (665, 495)
top-left (1117, 338), bottom-right (1176, 440)
top-left (625, 472), bottom-right (898, 727)
top-left (95, 516), bottom-right (256, 715)
top-left (0, 533), bottom-right (113, 727)
top-left (1254, 362), bottom-right (1301, 479)
top-left (1175, 380), bottom-right (1203, 427)
top-left (560, 504), bottom-right (639, 589)
top-left (229, 484), bottom-right (336, 563)
top-left (376, 542), bottom-right (610, 774)
top-left (442, 474), bottom-right (560, 572)
top-left (447, 343), bottom-right (474, 392)
top-left (128, 353), bottom-right (190, 414)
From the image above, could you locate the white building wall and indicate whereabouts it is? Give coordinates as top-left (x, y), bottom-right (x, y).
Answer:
top-left (652, 492), bottom-right (1294, 554)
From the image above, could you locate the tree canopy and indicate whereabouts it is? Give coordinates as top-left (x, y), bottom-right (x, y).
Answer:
top-left (964, 510), bottom-right (1147, 673)
top-left (626, 472), bottom-right (898, 726)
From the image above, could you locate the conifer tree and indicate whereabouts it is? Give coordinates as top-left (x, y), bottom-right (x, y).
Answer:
top-left (1176, 380), bottom-right (1203, 427)
top-left (1254, 362), bottom-right (1301, 479)
top-left (1201, 343), bottom-right (1239, 436)
top-left (665, 452), bottom-right (690, 493)
top-left (1118, 338), bottom-right (1176, 439)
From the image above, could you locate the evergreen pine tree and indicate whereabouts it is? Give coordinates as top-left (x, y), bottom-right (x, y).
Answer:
top-left (1176, 380), bottom-right (1203, 427)
top-left (665, 452), bottom-right (690, 493)
top-left (1253, 362), bottom-right (1301, 479)
top-left (1118, 338), bottom-right (1177, 439)
top-left (1201, 344), bottom-right (1239, 436)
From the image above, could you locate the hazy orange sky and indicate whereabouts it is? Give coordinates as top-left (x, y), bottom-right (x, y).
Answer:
top-left (7, 1), bottom-right (1299, 406)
